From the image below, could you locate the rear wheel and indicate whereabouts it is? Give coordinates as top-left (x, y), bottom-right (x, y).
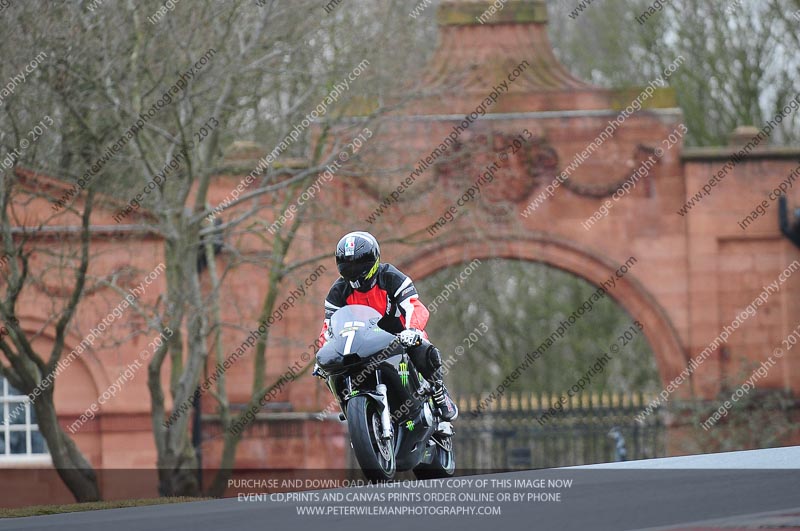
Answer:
top-left (413, 436), bottom-right (455, 480)
top-left (347, 395), bottom-right (396, 482)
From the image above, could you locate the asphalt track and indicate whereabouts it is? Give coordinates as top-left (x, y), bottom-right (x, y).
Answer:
top-left (2, 447), bottom-right (799, 531)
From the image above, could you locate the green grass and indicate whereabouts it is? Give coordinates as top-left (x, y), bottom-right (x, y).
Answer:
top-left (0, 497), bottom-right (210, 518)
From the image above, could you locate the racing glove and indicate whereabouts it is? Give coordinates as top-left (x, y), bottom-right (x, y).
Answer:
top-left (398, 328), bottom-right (423, 347)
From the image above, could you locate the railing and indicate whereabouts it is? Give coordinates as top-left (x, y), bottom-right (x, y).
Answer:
top-left (453, 390), bottom-right (665, 470)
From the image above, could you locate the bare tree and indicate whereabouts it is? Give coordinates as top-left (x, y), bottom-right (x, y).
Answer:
top-left (548, 0), bottom-right (800, 146)
top-left (0, 163), bottom-right (100, 501)
top-left (0, 2), bottom-right (119, 500)
top-left (2, 0), bottom-right (435, 497)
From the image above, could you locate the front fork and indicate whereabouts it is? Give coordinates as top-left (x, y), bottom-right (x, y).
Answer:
top-left (375, 371), bottom-right (393, 440)
top-left (343, 370), bottom-right (393, 440)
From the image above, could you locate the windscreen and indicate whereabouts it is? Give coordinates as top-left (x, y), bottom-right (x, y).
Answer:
top-left (329, 304), bottom-right (382, 334)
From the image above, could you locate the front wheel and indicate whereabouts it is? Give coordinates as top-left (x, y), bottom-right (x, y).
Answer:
top-left (347, 395), bottom-right (396, 482)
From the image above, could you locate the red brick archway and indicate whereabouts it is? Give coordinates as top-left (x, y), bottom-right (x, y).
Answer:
top-left (334, 0), bottom-right (799, 403)
top-left (399, 233), bottom-right (688, 394)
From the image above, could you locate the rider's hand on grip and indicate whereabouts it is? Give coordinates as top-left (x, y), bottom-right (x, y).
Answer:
top-left (398, 328), bottom-right (423, 347)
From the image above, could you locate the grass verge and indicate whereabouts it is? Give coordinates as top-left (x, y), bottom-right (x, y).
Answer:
top-left (0, 497), bottom-right (210, 518)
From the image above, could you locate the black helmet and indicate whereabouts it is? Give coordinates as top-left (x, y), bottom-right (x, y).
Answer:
top-left (335, 231), bottom-right (380, 291)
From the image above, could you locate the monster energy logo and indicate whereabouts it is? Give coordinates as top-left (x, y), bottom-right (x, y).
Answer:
top-left (398, 362), bottom-right (409, 387)
top-left (405, 420), bottom-right (415, 431)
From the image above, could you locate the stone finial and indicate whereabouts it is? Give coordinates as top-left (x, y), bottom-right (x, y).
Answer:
top-left (437, 0), bottom-right (547, 26)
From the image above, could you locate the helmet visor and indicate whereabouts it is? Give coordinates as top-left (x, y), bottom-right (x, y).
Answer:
top-left (337, 258), bottom-right (375, 282)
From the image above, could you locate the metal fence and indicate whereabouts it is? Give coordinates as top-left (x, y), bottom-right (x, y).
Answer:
top-left (453, 390), bottom-right (665, 470)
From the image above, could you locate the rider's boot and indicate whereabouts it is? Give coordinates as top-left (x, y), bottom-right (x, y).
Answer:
top-left (425, 346), bottom-right (458, 421)
top-left (431, 374), bottom-right (458, 421)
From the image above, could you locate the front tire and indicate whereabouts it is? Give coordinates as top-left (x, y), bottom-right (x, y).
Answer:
top-left (347, 396), bottom-right (396, 482)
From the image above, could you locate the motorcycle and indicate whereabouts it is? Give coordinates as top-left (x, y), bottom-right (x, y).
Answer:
top-left (315, 304), bottom-right (455, 482)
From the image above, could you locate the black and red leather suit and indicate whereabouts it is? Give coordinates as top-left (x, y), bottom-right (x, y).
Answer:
top-left (318, 263), bottom-right (440, 381)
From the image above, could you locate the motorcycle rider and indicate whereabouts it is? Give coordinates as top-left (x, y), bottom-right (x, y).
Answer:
top-left (316, 231), bottom-right (458, 421)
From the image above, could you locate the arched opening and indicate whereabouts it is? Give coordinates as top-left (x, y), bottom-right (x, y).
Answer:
top-left (398, 234), bottom-right (687, 392)
top-left (399, 235), bottom-right (684, 468)
top-left (418, 259), bottom-right (661, 397)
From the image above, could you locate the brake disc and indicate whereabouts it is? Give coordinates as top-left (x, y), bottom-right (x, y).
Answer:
top-left (372, 411), bottom-right (393, 461)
